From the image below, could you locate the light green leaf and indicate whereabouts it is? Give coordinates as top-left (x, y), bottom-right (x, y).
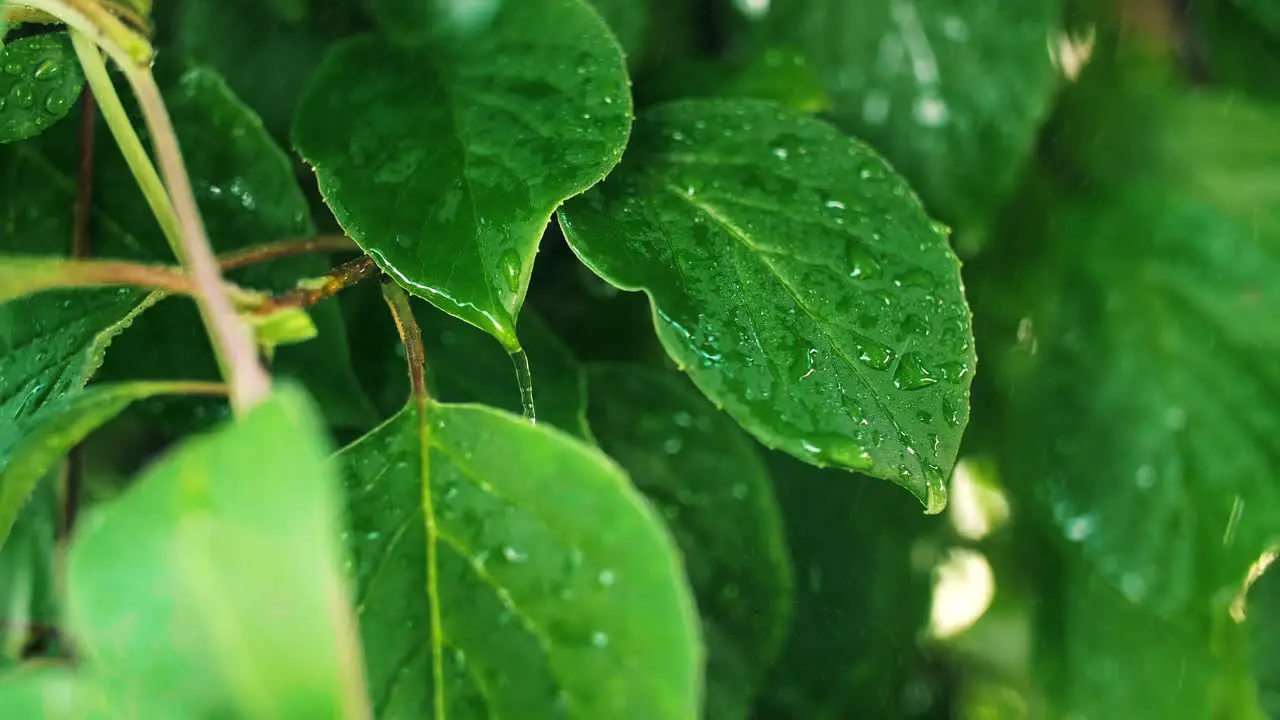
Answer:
top-left (558, 99), bottom-right (975, 511)
top-left (0, 33), bottom-right (83, 144)
top-left (742, 0), bottom-right (1062, 228)
top-left (0, 668), bottom-right (100, 717)
top-left (293, 0), bottom-right (633, 351)
top-left (65, 385), bottom-right (368, 717)
top-left (985, 185), bottom-right (1280, 614)
top-left (756, 452), bottom-right (939, 718)
top-left (0, 380), bottom-right (222, 547)
top-left (338, 401), bottom-right (701, 718)
top-left (585, 363), bottom-right (791, 718)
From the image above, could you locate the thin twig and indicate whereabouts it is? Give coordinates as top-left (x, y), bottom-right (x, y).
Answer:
top-left (255, 255), bottom-right (378, 315)
top-left (218, 235), bottom-right (360, 272)
top-left (380, 279), bottom-right (428, 408)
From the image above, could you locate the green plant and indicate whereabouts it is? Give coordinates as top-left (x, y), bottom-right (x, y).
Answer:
top-left (0, 0), bottom-right (1277, 717)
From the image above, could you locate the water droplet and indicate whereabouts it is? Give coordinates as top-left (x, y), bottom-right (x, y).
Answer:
top-left (893, 352), bottom-right (938, 390)
top-left (731, 482), bottom-right (749, 500)
top-left (901, 314), bottom-right (930, 337)
top-left (9, 83), bottom-right (34, 108)
top-left (498, 249), bottom-right (522, 293)
top-left (365, 531), bottom-right (381, 541)
top-left (801, 434), bottom-right (874, 470)
top-left (862, 91), bottom-right (890, 125)
top-left (44, 92), bottom-right (70, 115)
top-left (941, 399), bottom-right (961, 427)
top-left (936, 361), bottom-right (970, 383)
top-left (591, 631), bottom-right (609, 648)
top-left (597, 569), bottom-right (615, 587)
top-left (921, 461), bottom-right (948, 514)
top-left (916, 410), bottom-right (933, 424)
top-left (893, 268), bottom-right (934, 290)
top-left (662, 436), bottom-right (683, 454)
top-left (914, 95), bottom-right (949, 127)
top-left (502, 546), bottom-right (527, 563)
top-left (824, 199), bottom-right (846, 211)
top-left (855, 337), bottom-right (895, 370)
top-left (508, 349), bottom-right (537, 424)
top-left (846, 243), bottom-right (882, 280)
top-left (32, 59), bottom-right (61, 80)
top-left (772, 146), bottom-right (789, 160)
top-left (4, 62), bottom-right (23, 76)
top-left (673, 411), bottom-right (694, 428)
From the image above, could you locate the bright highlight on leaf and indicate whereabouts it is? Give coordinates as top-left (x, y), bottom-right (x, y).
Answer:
top-left (559, 99), bottom-right (975, 512)
top-left (293, 0), bottom-right (633, 351)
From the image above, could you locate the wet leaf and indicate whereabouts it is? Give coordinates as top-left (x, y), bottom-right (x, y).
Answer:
top-left (337, 401), bottom-right (701, 718)
top-left (756, 452), bottom-right (940, 719)
top-left (741, 0), bottom-right (1062, 228)
top-left (986, 185), bottom-right (1280, 614)
top-left (65, 386), bottom-right (368, 716)
top-left (0, 33), bottom-right (83, 144)
top-left (293, 0), bottom-right (632, 350)
top-left (558, 99), bottom-right (975, 511)
top-left (585, 363), bottom-right (792, 718)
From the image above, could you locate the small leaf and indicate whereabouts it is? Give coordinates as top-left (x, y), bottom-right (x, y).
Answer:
top-left (558, 99), bottom-right (975, 511)
top-left (741, 0), bottom-right (1063, 227)
top-left (337, 401), bottom-right (701, 718)
top-left (982, 185), bottom-right (1280, 614)
top-left (65, 385), bottom-right (368, 716)
top-left (756, 452), bottom-right (940, 718)
top-left (293, 0), bottom-right (633, 350)
top-left (0, 380), bottom-right (222, 546)
top-left (585, 363), bottom-right (792, 717)
top-left (0, 33), bottom-right (83, 144)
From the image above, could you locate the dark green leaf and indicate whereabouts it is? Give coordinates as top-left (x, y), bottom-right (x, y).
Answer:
top-left (758, 452), bottom-right (940, 719)
top-left (293, 0), bottom-right (633, 350)
top-left (558, 99), bottom-right (974, 511)
top-left (65, 385), bottom-right (367, 716)
top-left (638, 47), bottom-right (831, 115)
top-left (585, 363), bottom-right (792, 718)
top-left (1229, 0), bottom-right (1280, 41)
top-left (588, 0), bottom-right (650, 65)
top-left (0, 475), bottom-right (55, 665)
top-left (338, 401), bottom-right (701, 718)
top-left (741, 0), bottom-right (1062, 228)
top-left (984, 185), bottom-right (1280, 614)
top-left (1246, 560), bottom-right (1280, 715)
top-left (0, 33), bottom-right (82, 144)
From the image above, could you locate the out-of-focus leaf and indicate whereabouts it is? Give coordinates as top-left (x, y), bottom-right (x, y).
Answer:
top-left (1228, 0), bottom-right (1280, 41)
top-left (585, 363), bottom-right (792, 717)
top-left (1246, 560), bottom-right (1280, 715)
top-left (980, 184), bottom-right (1280, 615)
top-left (639, 47), bottom-right (830, 114)
top-left (0, 33), bottom-right (83, 143)
top-left (739, 0), bottom-right (1063, 229)
top-left (337, 401), bottom-right (702, 717)
top-left (294, 0), bottom-right (632, 351)
top-left (0, 477), bottom-right (55, 666)
top-left (65, 386), bottom-right (368, 716)
top-left (559, 99), bottom-right (975, 511)
top-left (589, 0), bottom-right (650, 65)
top-left (756, 452), bottom-right (941, 719)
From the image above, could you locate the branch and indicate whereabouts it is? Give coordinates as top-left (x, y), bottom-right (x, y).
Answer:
top-left (254, 255), bottom-right (378, 315)
top-left (380, 279), bottom-right (428, 410)
top-left (218, 235), bottom-right (360, 272)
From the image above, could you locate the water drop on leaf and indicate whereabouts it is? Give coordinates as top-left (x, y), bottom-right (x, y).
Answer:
top-left (893, 351), bottom-right (938, 390)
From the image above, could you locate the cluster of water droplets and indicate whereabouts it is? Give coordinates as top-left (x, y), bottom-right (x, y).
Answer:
top-left (1, 44), bottom-right (80, 140)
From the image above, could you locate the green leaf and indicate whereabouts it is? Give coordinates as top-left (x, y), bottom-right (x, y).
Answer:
top-left (0, 33), bottom-right (83, 144)
top-left (584, 363), bottom-right (792, 718)
top-left (984, 185), bottom-right (1280, 614)
top-left (0, 476), bottom-right (55, 665)
top-left (337, 401), bottom-right (701, 718)
top-left (0, 668), bottom-right (99, 716)
top-left (756, 452), bottom-right (940, 718)
top-left (741, 0), bottom-right (1062, 228)
top-left (1246, 560), bottom-right (1280, 715)
top-left (293, 0), bottom-right (633, 351)
top-left (558, 99), bottom-right (975, 511)
top-left (64, 385), bottom-right (368, 716)
top-left (0, 380), bottom-right (221, 547)
top-left (588, 0), bottom-right (650, 65)
top-left (1229, 0), bottom-right (1280, 41)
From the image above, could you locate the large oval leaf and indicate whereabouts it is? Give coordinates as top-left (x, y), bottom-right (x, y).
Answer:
top-left (558, 99), bottom-right (974, 511)
top-left (338, 401), bottom-right (701, 718)
top-left (585, 363), bottom-right (791, 718)
top-left (65, 386), bottom-right (368, 716)
top-left (739, 0), bottom-right (1062, 229)
top-left (293, 0), bottom-right (633, 351)
top-left (0, 33), bottom-right (83, 144)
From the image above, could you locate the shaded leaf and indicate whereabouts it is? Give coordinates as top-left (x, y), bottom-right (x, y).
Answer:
top-left (1229, 0), bottom-right (1280, 41)
top-left (65, 385), bottom-right (367, 717)
top-left (982, 184), bottom-right (1280, 614)
top-left (0, 33), bottom-right (82, 144)
top-left (1246, 559), bottom-right (1280, 715)
top-left (585, 363), bottom-right (792, 718)
top-left (757, 452), bottom-right (941, 719)
top-left (558, 99), bottom-right (974, 511)
top-left (588, 0), bottom-right (650, 65)
top-left (293, 0), bottom-right (632, 350)
top-left (338, 401), bottom-right (701, 718)
top-left (0, 476), bottom-right (56, 665)
top-left (740, 0), bottom-right (1062, 228)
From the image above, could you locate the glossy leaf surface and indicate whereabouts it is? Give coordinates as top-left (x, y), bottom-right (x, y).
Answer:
top-left (992, 186), bottom-right (1280, 614)
top-left (0, 33), bottom-right (82, 144)
top-left (338, 401), bottom-right (701, 718)
top-left (559, 99), bottom-right (974, 511)
top-left (585, 363), bottom-right (791, 718)
top-left (65, 386), bottom-right (367, 716)
top-left (743, 0), bottom-right (1062, 227)
top-left (293, 0), bottom-right (632, 350)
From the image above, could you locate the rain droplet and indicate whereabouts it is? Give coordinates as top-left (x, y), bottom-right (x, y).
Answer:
top-left (499, 249), bottom-right (522, 293)
top-left (855, 337), bottom-right (895, 370)
top-left (9, 83), bottom-right (34, 109)
top-left (43, 92), bottom-right (70, 115)
top-left (893, 352), bottom-right (938, 390)
top-left (941, 399), bottom-right (961, 427)
top-left (32, 59), bottom-right (61, 80)
top-left (1065, 515), bottom-right (1094, 541)
top-left (801, 434), bottom-right (874, 471)
top-left (846, 243), bottom-right (882, 280)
